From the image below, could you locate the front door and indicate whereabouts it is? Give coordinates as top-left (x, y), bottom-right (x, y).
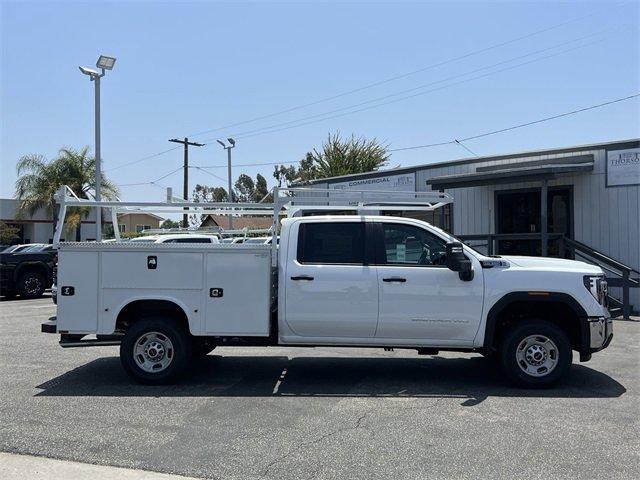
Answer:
top-left (373, 222), bottom-right (484, 343)
top-left (284, 220), bottom-right (378, 339)
top-left (496, 187), bottom-right (573, 256)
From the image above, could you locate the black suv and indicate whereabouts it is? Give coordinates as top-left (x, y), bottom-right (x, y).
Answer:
top-left (0, 245), bottom-right (56, 299)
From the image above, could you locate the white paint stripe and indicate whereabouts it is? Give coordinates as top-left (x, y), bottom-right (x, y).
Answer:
top-left (272, 367), bottom-right (288, 394)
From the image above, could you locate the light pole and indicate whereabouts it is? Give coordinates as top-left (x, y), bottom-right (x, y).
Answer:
top-left (79, 55), bottom-right (116, 241)
top-left (217, 138), bottom-right (236, 229)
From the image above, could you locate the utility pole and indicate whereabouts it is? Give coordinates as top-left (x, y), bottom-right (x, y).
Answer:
top-left (169, 137), bottom-right (204, 227)
top-left (217, 138), bottom-right (236, 229)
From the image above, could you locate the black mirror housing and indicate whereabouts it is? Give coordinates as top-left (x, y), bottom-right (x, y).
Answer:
top-left (446, 242), bottom-right (473, 281)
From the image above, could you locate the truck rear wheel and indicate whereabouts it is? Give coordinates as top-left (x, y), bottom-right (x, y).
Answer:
top-left (499, 319), bottom-right (572, 388)
top-left (120, 317), bottom-right (192, 384)
top-left (18, 271), bottom-right (46, 299)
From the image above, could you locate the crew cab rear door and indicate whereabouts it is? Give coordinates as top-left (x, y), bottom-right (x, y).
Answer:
top-left (283, 220), bottom-right (378, 339)
top-left (372, 221), bottom-right (484, 344)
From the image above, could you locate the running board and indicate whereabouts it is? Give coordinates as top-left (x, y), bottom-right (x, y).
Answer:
top-left (59, 339), bottom-right (122, 348)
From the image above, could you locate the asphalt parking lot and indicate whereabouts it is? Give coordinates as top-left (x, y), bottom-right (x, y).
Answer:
top-left (0, 297), bottom-right (638, 480)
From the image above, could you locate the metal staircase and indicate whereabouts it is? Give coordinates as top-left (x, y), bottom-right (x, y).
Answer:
top-left (560, 237), bottom-right (639, 319)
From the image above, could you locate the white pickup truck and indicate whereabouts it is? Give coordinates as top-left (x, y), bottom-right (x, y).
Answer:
top-left (42, 211), bottom-right (613, 388)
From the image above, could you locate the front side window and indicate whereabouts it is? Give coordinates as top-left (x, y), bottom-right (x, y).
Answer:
top-left (380, 223), bottom-right (447, 266)
top-left (297, 222), bottom-right (365, 265)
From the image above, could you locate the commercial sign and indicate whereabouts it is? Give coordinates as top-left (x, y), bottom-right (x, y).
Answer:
top-left (607, 148), bottom-right (640, 187)
top-left (329, 172), bottom-right (416, 192)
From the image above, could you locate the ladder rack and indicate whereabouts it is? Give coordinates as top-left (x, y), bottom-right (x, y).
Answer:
top-left (53, 185), bottom-right (453, 263)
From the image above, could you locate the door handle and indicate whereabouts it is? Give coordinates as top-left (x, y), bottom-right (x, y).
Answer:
top-left (291, 275), bottom-right (314, 281)
top-left (383, 277), bottom-right (407, 283)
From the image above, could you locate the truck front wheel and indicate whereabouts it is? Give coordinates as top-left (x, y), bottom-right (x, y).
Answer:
top-left (499, 320), bottom-right (572, 388)
top-left (120, 317), bottom-right (192, 384)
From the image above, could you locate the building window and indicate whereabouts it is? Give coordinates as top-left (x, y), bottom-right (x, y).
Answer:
top-left (136, 225), bottom-right (151, 233)
top-left (118, 224), bottom-right (126, 233)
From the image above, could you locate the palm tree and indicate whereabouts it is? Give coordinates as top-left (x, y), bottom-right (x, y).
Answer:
top-left (15, 146), bottom-right (119, 241)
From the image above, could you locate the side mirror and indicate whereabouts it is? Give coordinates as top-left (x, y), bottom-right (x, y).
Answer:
top-left (446, 242), bottom-right (473, 281)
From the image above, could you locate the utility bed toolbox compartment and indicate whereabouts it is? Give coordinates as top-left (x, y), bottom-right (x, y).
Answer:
top-left (56, 243), bottom-right (272, 336)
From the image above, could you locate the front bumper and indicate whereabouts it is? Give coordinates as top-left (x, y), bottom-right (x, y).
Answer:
top-left (588, 316), bottom-right (613, 351)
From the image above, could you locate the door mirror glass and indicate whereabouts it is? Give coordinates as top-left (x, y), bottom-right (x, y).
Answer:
top-left (446, 242), bottom-right (472, 279)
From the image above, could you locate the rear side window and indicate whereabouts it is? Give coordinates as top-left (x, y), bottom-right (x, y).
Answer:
top-left (297, 222), bottom-right (365, 264)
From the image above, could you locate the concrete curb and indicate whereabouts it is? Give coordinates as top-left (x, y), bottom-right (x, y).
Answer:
top-left (0, 452), bottom-right (202, 480)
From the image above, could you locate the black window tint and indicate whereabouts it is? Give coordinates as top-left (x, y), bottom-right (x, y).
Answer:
top-left (174, 237), bottom-right (212, 243)
top-left (381, 224), bottom-right (448, 266)
top-left (298, 222), bottom-right (364, 264)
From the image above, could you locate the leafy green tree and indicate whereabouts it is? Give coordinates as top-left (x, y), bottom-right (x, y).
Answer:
top-left (234, 173), bottom-right (271, 202)
top-left (15, 146), bottom-right (119, 241)
top-left (160, 219), bottom-right (182, 229)
top-left (190, 184), bottom-right (230, 226)
top-left (234, 174), bottom-right (255, 202)
top-left (0, 221), bottom-right (20, 245)
top-left (273, 133), bottom-right (388, 186)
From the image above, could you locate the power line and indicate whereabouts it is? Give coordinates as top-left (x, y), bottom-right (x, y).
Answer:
top-left (221, 38), bottom-right (607, 142)
top-left (389, 93), bottom-right (640, 152)
top-left (120, 94), bottom-right (638, 185)
top-left (103, 5), bottom-right (630, 173)
top-left (107, 146), bottom-right (183, 172)
top-left (454, 140), bottom-right (480, 158)
top-left (187, 2), bottom-right (624, 138)
top-left (208, 32), bottom-right (608, 142)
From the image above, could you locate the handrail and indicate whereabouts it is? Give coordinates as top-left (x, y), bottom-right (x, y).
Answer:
top-left (563, 237), bottom-right (639, 275)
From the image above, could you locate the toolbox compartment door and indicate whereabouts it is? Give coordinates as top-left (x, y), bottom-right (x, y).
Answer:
top-left (204, 250), bottom-right (271, 336)
top-left (57, 251), bottom-right (99, 333)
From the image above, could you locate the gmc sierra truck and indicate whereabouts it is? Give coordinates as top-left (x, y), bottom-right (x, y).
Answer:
top-left (41, 213), bottom-right (613, 388)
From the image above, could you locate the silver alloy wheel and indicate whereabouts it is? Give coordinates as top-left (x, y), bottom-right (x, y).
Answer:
top-left (24, 276), bottom-right (42, 295)
top-left (133, 331), bottom-right (174, 373)
top-left (515, 334), bottom-right (559, 377)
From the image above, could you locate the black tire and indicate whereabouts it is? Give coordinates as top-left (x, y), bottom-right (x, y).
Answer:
top-left (192, 339), bottom-right (217, 358)
top-left (18, 271), bottom-right (46, 299)
top-left (499, 319), bottom-right (572, 388)
top-left (120, 316), bottom-right (192, 385)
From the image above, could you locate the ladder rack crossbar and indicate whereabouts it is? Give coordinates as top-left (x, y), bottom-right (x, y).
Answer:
top-left (53, 186), bottom-right (454, 265)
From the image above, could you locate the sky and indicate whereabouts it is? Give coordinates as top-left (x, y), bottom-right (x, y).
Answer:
top-left (1, 0), bottom-right (639, 204)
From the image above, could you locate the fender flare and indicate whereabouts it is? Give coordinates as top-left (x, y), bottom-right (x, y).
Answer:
top-left (110, 296), bottom-right (195, 335)
top-left (483, 291), bottom-right (589, 350)
top-left (14, 261), bottom-right (50, 283)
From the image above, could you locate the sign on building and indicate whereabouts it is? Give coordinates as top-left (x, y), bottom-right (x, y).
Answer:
top-left (607, 148), bottom-right (640, 187)
top-left (329, 172), bottom-right (416, 192)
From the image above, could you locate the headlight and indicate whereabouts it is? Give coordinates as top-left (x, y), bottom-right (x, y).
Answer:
top-left (583, 275), bottom-right (608, 306)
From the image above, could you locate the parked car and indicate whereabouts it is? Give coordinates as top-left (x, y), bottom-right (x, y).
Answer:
top-left (43, 215), bottom-right (612, 387)
top-left (1, 244), bottom-right (56, 299)
top-left (2, 244), bottom-right (42, 254)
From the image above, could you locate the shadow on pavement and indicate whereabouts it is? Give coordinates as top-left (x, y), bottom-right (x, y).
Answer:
top-left (0, 293), bottom-right (52, 302)
top-left (35, 355), bottom-right (626, 405)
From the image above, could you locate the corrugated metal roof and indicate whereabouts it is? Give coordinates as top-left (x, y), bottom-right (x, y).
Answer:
top-left (302, 138), bottom-right (639, 185)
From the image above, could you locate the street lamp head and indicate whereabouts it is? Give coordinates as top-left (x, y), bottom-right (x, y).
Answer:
top-left (216, 140), bottom-right (226, 148)
top-left (227, 138), bottom-right (236, 146)
top-left (96, 55), bottom-right (116, 71)
top-left (79, 66), bottom-right (99, 76)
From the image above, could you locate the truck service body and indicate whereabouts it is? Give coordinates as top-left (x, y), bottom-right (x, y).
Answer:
top-left (42, 187), bottom-right (613, 387)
